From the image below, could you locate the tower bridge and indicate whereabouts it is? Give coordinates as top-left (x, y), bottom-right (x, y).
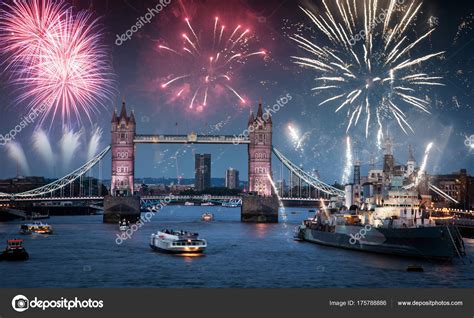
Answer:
top-left (0, 99), bottom-right (344, 223)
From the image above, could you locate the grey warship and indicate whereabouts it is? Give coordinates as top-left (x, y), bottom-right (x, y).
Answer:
top-left (297, 206), bottom-right (465, 260)
top-left (295, 139), bottom-right (466, 261)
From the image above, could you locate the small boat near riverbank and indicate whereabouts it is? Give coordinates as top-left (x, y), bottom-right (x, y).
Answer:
top-left (150, 230), bottom-right (207, 254)
top-left (0, 239), bottom-right (29, 261)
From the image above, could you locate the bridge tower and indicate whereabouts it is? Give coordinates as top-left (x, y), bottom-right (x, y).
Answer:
top-left (111, 101), bottom-right (136, 195)
top-left (248, 101), bottom-right (273, 196)
top-left (104, 100), bottom-right (140, 223)
top-left (242, 101), bottom-right (278, 223)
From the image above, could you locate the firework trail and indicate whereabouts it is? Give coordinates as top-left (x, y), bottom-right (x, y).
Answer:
top-left (287, 123), bottom-right (312, 154)
top-left (32, 129), bottom-right (55, 170)
top-left (342, 135), bottom-right (353, 184)
top-left (6, 142), bottom-right (30, 176)
top-left (291, 0), bottom-right (444, 137)
top-left (0, 0), bottom-right (115, 128)
top-left (415, 141), bottom-right (433, 186)
top-left (287, 124), bottom-right (301, 147)
top-left (60, 129), bottom-right (82, 172)
top-left (267, 173), bottom-right (288, 227)
top-left (159, 17), bottom-right (266, 111)
top-left (87, 126), bottom-right (103, 161)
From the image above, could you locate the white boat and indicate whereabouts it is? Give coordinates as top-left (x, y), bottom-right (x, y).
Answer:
top-left (150, 230), bottom-right (207, 254)
top-left (119, 219), bottom-right (130, 231)
top-left (222, 198), bottom-right (242, 207)
top-left (184, 202), bottom-right (195, 206)
top-left (19, 222), bottom-right (53, 235)
top-left (201, 213), bottom-right (214, 221)
top-left (201, 202), bottom-right (215, 206)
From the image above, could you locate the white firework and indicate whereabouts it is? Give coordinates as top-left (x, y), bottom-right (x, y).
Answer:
top-left (291, 0), bottom-right (444, 137)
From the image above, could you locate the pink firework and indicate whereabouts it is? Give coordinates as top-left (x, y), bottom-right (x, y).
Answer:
top-left (0, 0), bottom-right (66, 71)
top-left (0, 0), bottom-right (114, 127)
top-left (159, 17), bottom-right (266, 111)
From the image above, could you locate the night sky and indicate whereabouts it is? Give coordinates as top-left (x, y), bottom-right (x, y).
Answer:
top-left (0, 0), bottom-right (473, 184)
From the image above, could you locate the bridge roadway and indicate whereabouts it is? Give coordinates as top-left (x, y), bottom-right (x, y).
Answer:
top-left (134, 134), bottom-right (250, 144)
top-left (0, 195), bottom-right (324, 203)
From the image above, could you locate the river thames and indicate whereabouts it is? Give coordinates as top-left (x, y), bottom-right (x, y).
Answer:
top-left (1, 206), bottom-right (473, 288)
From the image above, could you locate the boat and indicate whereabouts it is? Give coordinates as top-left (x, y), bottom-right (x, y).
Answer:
top-left (0, 239), bottom-right (29, 261)
top-left (222, 198), bottom-right (242, 208)
top-left (296, 190), bottom-right (466, 261)
top-left (119, 219), bottom-right (130, 231)
top-left (28, 212), bottom-right (50, 220)
top-left (184, 201), bottom-right (195, 206)
top-left (19, 222), bottom-right (53, 235)
top-left (150, 229), bottom-right (207, 254)
top-left (201, 213), bottom-right (214, 221)
top-left (201, 202), bottom-right (215, 206)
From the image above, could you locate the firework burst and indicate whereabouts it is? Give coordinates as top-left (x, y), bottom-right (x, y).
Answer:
top-left (0, 0), bottom-right (115, 128)
top-left (159, 17), bottom-right (266, 111)
top-left (291, 0), bottom-right (444, 137)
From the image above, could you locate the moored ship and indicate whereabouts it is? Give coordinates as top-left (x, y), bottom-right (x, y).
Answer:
top-left (296, 190), bottom-right (466, 261)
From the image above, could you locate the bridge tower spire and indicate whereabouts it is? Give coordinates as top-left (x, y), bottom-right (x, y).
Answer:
top-left (248, 99), bottom-right (272, 196)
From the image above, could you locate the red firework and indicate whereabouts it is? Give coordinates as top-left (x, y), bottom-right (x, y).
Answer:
top-left (159, 16), bottom-right (266, 111)
top-left (0, 0), bottom-right (114, 128)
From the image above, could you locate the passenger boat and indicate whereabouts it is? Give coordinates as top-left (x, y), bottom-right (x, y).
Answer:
top-left (201, 202), bottom-right (215, 206)
top-left (201, 213), bottom-right (214, 221)
top-left (0, 239), bottom-right (29, 261)
top-left (296, 190), bottom-right (466, 261)
top-left (150, 230), bottom-right (207, 254)
top-left (19, 222), bottom-right (53, 235)
top-left (222, 198), bottom-right (242, 207)
top-left (119, 219), bottom-right (130, 231)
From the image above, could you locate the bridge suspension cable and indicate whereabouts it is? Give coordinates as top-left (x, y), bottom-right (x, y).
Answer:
top-left (9, 146), bottom-right (111, 198)
top-left (272, 147), bottom-right (345, 198)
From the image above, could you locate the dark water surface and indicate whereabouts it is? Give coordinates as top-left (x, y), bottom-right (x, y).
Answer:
top-left (1, 206), bottom-right (473, 288)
